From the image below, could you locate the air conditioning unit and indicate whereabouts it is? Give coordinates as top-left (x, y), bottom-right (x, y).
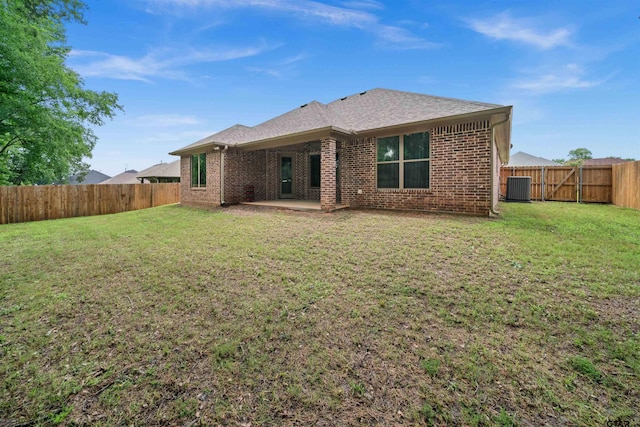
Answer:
top-left (506, 176), bottom-right (531, 202)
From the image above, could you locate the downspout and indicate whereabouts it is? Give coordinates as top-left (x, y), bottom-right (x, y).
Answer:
top-left (220, 145), bottom-right (228, 206)
top-left (489, 114), bottom-right (511, 216)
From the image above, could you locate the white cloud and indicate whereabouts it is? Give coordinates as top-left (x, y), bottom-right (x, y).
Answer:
top-left (467, 12), bottom-right (572, 49)
top-left (70, 50), bottom-right (172, 82)
top-left (339, 0), bottom-right (384, 10)
top-left (146, 0), bottom-right (438, 50)
top-left (246, 52), bottom-right (308, 78)
top-left (511, 64), bottom-right (605, 95)
top-left (280, 52), bottom-right (308, 65)
top-left (69, 43), bottom-right (272, 82)
top-left (148, 0), bottom-right (377, 27)
top-left (376, 25), bottom-right (440, 50)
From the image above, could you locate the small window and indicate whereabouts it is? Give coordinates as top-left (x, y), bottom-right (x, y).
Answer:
top-left (191, 153), bottom-right (206, 187)
top-left (310, 154), bottom-right (320, 188)
top-left (376, 132), bottom-right (430, 189)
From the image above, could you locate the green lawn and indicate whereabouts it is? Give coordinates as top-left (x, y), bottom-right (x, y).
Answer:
top-left (1, 202), bottom-right (638, 426)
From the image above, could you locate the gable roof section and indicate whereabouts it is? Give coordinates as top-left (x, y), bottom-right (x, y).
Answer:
top-left (244, 100), bottom-right (349, 143)
top-left (170, 88), bottom-right (511, 158)
top-left (507, 151), bottom-right (559, 167)
top-left (68, 170), bottom-right (111, 185)
top-left (136, 160), bottom-right (180, 180)
top-left (326, 88), bottom-right (502, 132)
top-left (583, 157), bottom-right (629, 166)
top-left (177, 124), bottom-right (251, 153)
top-left (99, 170), bottom-right (139, 184)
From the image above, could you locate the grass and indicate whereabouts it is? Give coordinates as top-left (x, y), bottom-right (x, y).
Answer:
top-left (0, 201), bottom-right (638, 426)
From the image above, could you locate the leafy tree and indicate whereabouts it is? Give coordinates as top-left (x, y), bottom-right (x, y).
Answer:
top-left (0, 0), bottom-right (122, 185)
top-left (551, 158), bottom-right (565, 164)
top-left (566, 148), bottom-right (592, 166)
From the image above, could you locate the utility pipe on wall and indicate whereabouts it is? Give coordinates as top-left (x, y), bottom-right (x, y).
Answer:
top-left (489, 114), bottom-right (510, 216)
top-left (220, 145), bottom-right (228, 206)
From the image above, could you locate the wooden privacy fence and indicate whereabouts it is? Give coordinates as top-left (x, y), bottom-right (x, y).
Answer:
top-left (500, 166), bottom-right (612, 203)
top-left (0, 183), bottom-right (180, 225)
top-left (612, 160), bottom-right (640, 210)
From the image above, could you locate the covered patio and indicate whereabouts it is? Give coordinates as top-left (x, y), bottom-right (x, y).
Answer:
top-left (225, 129), bottom-right (350, 212)
top-left (239, 200), bottom-right (348, 211)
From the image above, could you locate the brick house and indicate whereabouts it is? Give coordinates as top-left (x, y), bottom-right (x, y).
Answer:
top-left (169, 88), bottom-right (512, 215)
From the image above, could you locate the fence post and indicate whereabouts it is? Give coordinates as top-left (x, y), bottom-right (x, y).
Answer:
top-left (541, 166), bottom-right (545, 201)
top-left (578, 166), bottom-right (583, 203)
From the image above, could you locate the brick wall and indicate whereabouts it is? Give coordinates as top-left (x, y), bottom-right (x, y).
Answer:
top-left (221, 144), bottom-right (322, 203)
top-left (223, 148), bottom-right (267, 203)
top-left (265, 151), bottom-right (278, 200)
top-left (179, 150), bottom-right (220, 208)
top-left (320, 138), bottom-right (337, 211)
top-left (341, 120), bottom-right (493, 215)
top-left (178, 121), bottom-right (496, 215)
top-left (302, 149), bottom-right (321, 201)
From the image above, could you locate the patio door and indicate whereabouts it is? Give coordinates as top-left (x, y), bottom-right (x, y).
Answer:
top-left (279, 155), bottom-right (294, 199)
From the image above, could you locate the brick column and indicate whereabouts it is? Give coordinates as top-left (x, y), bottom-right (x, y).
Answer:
top-left (320, 138), bottom-right (337, 212)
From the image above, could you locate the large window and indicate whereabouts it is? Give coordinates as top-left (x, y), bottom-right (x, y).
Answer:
top-left (191, 153), bottom-right (206, 188)
top-left (309, 153), bottom-right (339, 188)
top-left (377, 132), bottom-right (430, 189)
top-left (310, 154), bottom-right (320, 188)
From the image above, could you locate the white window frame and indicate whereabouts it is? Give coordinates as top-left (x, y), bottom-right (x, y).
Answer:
top-left (191, 153), bottom-right (206, 188)
top-left (376, 132), bottom-right (430, 189)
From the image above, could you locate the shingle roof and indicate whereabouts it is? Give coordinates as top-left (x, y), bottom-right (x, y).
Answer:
top-left (178, 124), bottom-right (251, 152)
top-left (506, 151), bottom-right (559, 167)
top-left (171, 88), bottom-right (508, 155)
top-left (244, 101), bottom-right (349, 143)
top-left (99, 170), bottom-right (139, 184)
top-left (67, 170), bottom-right (111, 185)
top-left (326, 88), bottom-right (502, 132)
top-left (583, 158), bottom-right (629, 166)
top-left (136, 160), bottom-right (180, 179)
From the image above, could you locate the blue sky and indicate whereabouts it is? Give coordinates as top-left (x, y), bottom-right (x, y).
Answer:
top-left (65, 0), bottom-right (640, 176)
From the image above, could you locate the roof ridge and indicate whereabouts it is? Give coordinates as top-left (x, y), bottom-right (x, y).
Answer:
top-left (309, 100), bottom-right (349, 130)
top-left (378, 88), bottom-right (503, 107)
top-left (327, 87), bottom-right (502, 108)
top-left (170, 88), bottom-right (509, 155)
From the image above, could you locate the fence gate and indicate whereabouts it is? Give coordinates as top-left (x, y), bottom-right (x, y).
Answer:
top-left (499, 166), bottom-right (612, 203)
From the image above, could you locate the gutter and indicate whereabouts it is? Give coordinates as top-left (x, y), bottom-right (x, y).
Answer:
top-left (355, 106), bottom-right (512, 139)
top-left (219, 145), bottom-right (228, 206)
top-left (489, 114), bottom-right (511, 216)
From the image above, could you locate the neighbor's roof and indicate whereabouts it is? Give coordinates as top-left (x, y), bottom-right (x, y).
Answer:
top-left (170, 88), bottom-right (511, 156)
top-left (136, 160), bottom-right (180, 179)
top-left (507, 151), bottom-right (560, 167)
top-left (68, 170), bottom-right (111, 185)
top-left (99, 170), bottom-right (139, 184)
top-left (583, 157), bottom-right (629, 166)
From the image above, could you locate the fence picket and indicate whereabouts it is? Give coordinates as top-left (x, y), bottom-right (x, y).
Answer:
top-left (612, 161), bottom-right (640, 210)
top-left (500, 165), bottom-right (614, 203)
top-left (0, 183), bottom-right (180, 225)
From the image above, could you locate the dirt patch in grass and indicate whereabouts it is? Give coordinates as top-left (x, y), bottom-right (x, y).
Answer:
top-left (1, 202), bottom-right (638, 426)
